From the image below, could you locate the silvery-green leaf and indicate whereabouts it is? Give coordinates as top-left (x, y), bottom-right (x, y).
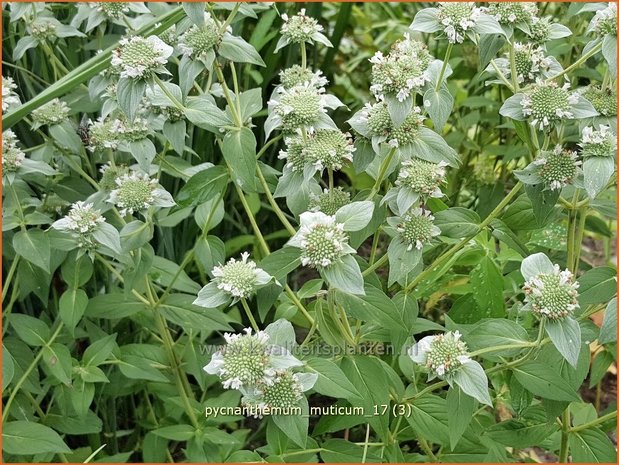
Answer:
top-left (163, 120), bottom-right (186, 155)
top-left (602, 34), bottom-right (617, 77)
top-left (499, 94), bottom-right (526, 120)
top-left (479, 34), bottom-right (507, 70)
top-left (410, 8), bottom-right (440, 33)
top-left (599, 297), bottom-right (617, 344)
top-left (423, 86), bottom-right (453, 132)
top-left (347, 110), bottom-right (370, 137)
top-left (263, 112), bottom-right (281, 140)
top-left (193, 282), bottom-right (230, 308)
top-left (583, 156), bottom-right (614, 199)
top-left (321, 255), bottom-right (364, 295)
top-left (571, 95), bottom-right (599, 119)
top-left (387, 237), bottom-right (422, 287)
top-left (219, 33), bottom-right (265, 66)
top-left (274, 170), bottom-right (304, 198)
top-left (547, 23), bottom-right (572, 40)
top-left (13, 36), bottom-right (38, 61)
top-left (545, 317), bottom-right (581, 367)
top-left (514, 164), bottom-right (543, 185)
top-left (473, 13), bottom-right (505, 36)
top-left (411, 127), bottom-right (459, 166)
top-left (453, 360), bottom-right (492, 406)
top-left (335, 201), bottom-right (374, 231)
top-left (314, 112), bottom-right (339, 131)
top-left (385, 94), bottom-right (412, 128)
top-left (179, 55), bottom-right (204, 97)
top-left (20, 159), bottom-right (56, 176)
top-left (312, 31), bottom-right (333, 48)
top-left (183, 2), bottom-right (206, 25)
top-left (116, 77), bottom-right (147, 122)
top-left (296, 372), bottom-right (319, 391)
top-left (265, 319), bottom-right (297, 348)
top-left (520, 252), bottom-right (555, 280)
top-left (49, 121), bottom-right (83, 154)
top-left (128, 139), bottom-right (157, 172)
top-left (396, 186), bottom-right (420, 216)
top-left (425, 59), bottom-right (453, 89)
top-left (92, 222), bottom-right (122, 255)
top-left (274, 36), bottom-right (289, 53)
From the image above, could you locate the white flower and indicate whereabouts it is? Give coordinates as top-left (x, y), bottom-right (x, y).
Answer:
top-left (533, 145), bottom-right (581, 190)
top-left (2, 76), bottom-right (20, 113)
top-left (392, 208), bottom-right (441, 251)
top-left (523, 264), bottom-right (580, 320)
top-left (396, 159), bottom-right (448, 198)
top-left (409, 331), bottom-right (472, 378)
top-left (108, 171), bottom-right (175, 215)
top-left (111, 35), bottom-right (173, 79)
top-left (436, 2), bottom-right (483, 43)
top-left (520, 81), bottom-right (580, 130)
top-left (579, 125), bottom-right (617, 158)
top-left (1, 130), bottom-right (26, 173)
top-left (588, 2), bottom-right (617, 37)
top-left (287, 211), bottom-right (355, 268)
top-left (212, 252), bottom-right (274, 299)
top-left (178, 12), bottom-right (220, 60)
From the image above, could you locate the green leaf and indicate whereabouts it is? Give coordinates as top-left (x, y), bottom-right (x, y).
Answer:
top-left (272, 397), bottom-right (308, 448)
top-left (177, 165), bottom-right (228, 208)
top-left (599, 297), bottom-right (617, 344)
top-left (453, 360), bottom-right (492, 406)
top-left (334, 201), bottom-right (374, 232)
top-left (42, 343), bottom-right (73, 384)
top-left (259, 247), bottom-right (301, 282)
top-left (83, 334), bottom-right (118, 367)
top-left (465, 319), bottom-right (530, 358)
top-left (86, 294), bottom-right (149, 319)
top-left (321, 255), bottom-right (365, 295)
top-left (470, 256), bottom-right (505, 319)
top-left (320, 439), bottom-right (381, 463)
top-left (545, 317), bottom-right (581, 367)
top-left (424, 85), bottom-right (453, 131)
top-left (116, 77), bottom-right (146, 122)
top-left (577, 267), bottom-right (617, 307)
top-left (602, 34), bottom-right (617, 78)
top-left (305, 357), bottom-right (360, 399)
top-left (222, 127), bottom-right (257, 192)
top-left (583, 156), bottom-right (615, 199)
top-left (512, 361), bottom-right (580, 402)
top-left (434, 207), bottom-right (480, 237)
top-left (59, 288), bottom-right (88, 333)
top-left (9, 314), bottom-right (50, 346)
top-left (406, 394), bottom-right (450, 446)
top-left (569, 427), bottom-right (617, 463)
top-left (2, 344), bottom-right (15, 390)
top-left (13, 229), bottom-right (50, 272)
top-left (2, 421), bottom-right (71, 455)
top-left (447, 385), bottom-right (476, 450)
top-left (152, 425), bottom-right (195, 441)
top-left (219, 33), bottom-right (265, 66)
top-left (159, 294), bottom-right (232, 333)
top-left (335, 283), bottom-right (411, 333)
top-left (524, 183), bottom-right (560, 226)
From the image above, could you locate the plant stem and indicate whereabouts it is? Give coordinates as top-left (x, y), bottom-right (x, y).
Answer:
top-left (241, 298), bottom-right (260, 332)
top-left (366, 147), bottom-right (397, 200)
top-left (362, 254), bottom-right (388, 277)
top-left (255, 165), bottom-right (296, 235)
top-left (2, 256), bottom-right (20, 302)
top-left (547, 42), bottom-right (603, 83)
top-left (2, 322), bottom-right (65, 422)
top-left (404, 182), bottom-right (522, 293)
top-left (490, 59), bottom-right (515, 92)
top-left (570, 410), bottom-right (617, 432)
top-left (559, 407), bottom-right (571, 462)
top-left (153, 75), bottom-right (184, 110)
top-left (300, 42), bottom-right (307, 69)
top-left (435, 43), bottom-right (453, 92)
top-left (215, 65), bottom-right (242, 127)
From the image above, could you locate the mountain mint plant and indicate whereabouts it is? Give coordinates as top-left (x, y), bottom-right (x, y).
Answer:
top-left (2, 2), bottom-right (616, 464)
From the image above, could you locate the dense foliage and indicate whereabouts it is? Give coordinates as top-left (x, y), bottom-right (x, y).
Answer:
top-left (2, 2), bottom-right (617, 463)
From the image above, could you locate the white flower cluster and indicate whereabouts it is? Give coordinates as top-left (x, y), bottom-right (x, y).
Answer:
top-left (533, 145), bottom-right (581, 190)
top-left (409, 331), bottom-right (471, 378)
top-left (111, 35), bottom-right (173, 79)
top-left (53, 201), bottom-right (105, 234)
top-left (396, 159), bottom-right (447, 198)
top-left (520, 81), bottom-right (580, 130)
top-left (510, 43), bottom-right (554, 84)
top-left (108, 171), bottom-right (174, 216)
top-left (287, 211), bottom-right (354, 268)
top-left (178, 12), bottom-right (221, 60)
top-left (212, 253), bottom-right (272, 300)
top-left (278, 128), bottom-right (355, 173)
top-left (268, 82), bottom-right (327, 132)
top-left (2, 130), bottom-right (26, 174)
top-left (392, 208), bottom-right (441, 251)
top-left (487, 2), bottom-right (538, 25)
top-left (436, 2), bottom-right (483, 44)
top-left (86, 116), bottom-right (150, 152)
top-left (31, 98), bottom-right (71, 128)
top-left (281, 9), bottom-right (324, 44)
top-left (2, 76), bottom-right (20, 113)
top-left (523, 264), bottom-right (580, 320)
top-left (369, 33), bottom-right (432, 102)
top-left (589, 2), bottom-right (617, 38)
top-left (579, 125), bottom-right (617, 158)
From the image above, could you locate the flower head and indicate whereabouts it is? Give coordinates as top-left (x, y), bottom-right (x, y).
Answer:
top-left (31, 98), bottom-right (70, 128)
top-left (94, 1), bottom-right (130, 18)
top-left (178, 13), bottom-right (221, 60)
top-left (108, 172), bottom-right (173, 215)
top-left (393, 208), bottom-right (441, 251)
top-left (409, 331), bottom-right (471, 378)
top-left (534, 145), bottom-right (580, 190)
top-left (370, 33), bottom-right (432, 102)
top-left (279, 129), bottom-right (354, 173)
top-left (99, 162), bottom-right (129, 191)
top-left (509, 43), bottom-right (554, 84)
top-left (252, 370), bottom-right (304, 409)
top-left (520, 82), bottom-right (580, 130)
top-left (111, 35), bottom-right (173, 79)
top-left (30, 19), bottom-right (57, 41)
top-left (309, 187), bottom-right (351, 215)
top-left (269, 83), bottom-right (326, 132)
top-left (396, 159), bottom-right (447, 198)
top-left (528, 16), bottom-right (553, 44)
top-left (582, 85), bottom-right (617, 117)
top-left (281, 9), bottom-right (324, 44)
top-left (579, 125), bottom-right (617, 158)
top-left (2, 76), bottom-right (20, 113)
top-left (87, 117), bottom-right (122, 152)
top-left (2, 130), bottom-right (25, 174)
top-left (279, 65), bottom-right (328, 90)
top-left (363, 101), bottom-right (424, 147)
top-left (436, 2), bottom-right (483, 43)
top-left (523, 265), bottom-right (579, 320)
top-left (288, 211), bottom-right (353, 269)
top-left (487, 2), bottom-right (537, 25)
top-left (588, 2), bottom-right (617, 38)
top-left (212, 252), bottom-right (271, 299)
top-left (205, 328), bottom-right (275, 390)
top-left (51, 201), bottom-right (106, 248)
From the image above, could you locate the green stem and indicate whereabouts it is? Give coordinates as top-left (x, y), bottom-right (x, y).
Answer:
top-left (435, 43), bottom-right (453, 92)
top-left (300, 42), bottom-right (307, 69)
top-left (547, 42), bottom-right (603, 83)
top-left (215, 65), bottom-right (243, 127)
top-left (220, 2), bottom-right (241, 33)
top-left (240, 298), bottom-right (260, 332)
top-left (509, 42), bottom-right (520, 92)
top-left (570, 410), bottom-right (617, 433)
top-left (2, 256), bottom-right (20, 302)
top-left (559, 407), bottom-right (571, 462)
top-left (362, 254), bottom-right (388, 277)
top-left (490, 59), bottom-right (515, 92)
top-left (404, 182), bottom-right (522, 293)
top-left (256, 165), bottom-right (296, 235)
top-left (2, 323), bottom-right (64, 422)
top-left (153, 75), bottom-right (184, 110)
top-left (366, 147), bottom-right (397, 200)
